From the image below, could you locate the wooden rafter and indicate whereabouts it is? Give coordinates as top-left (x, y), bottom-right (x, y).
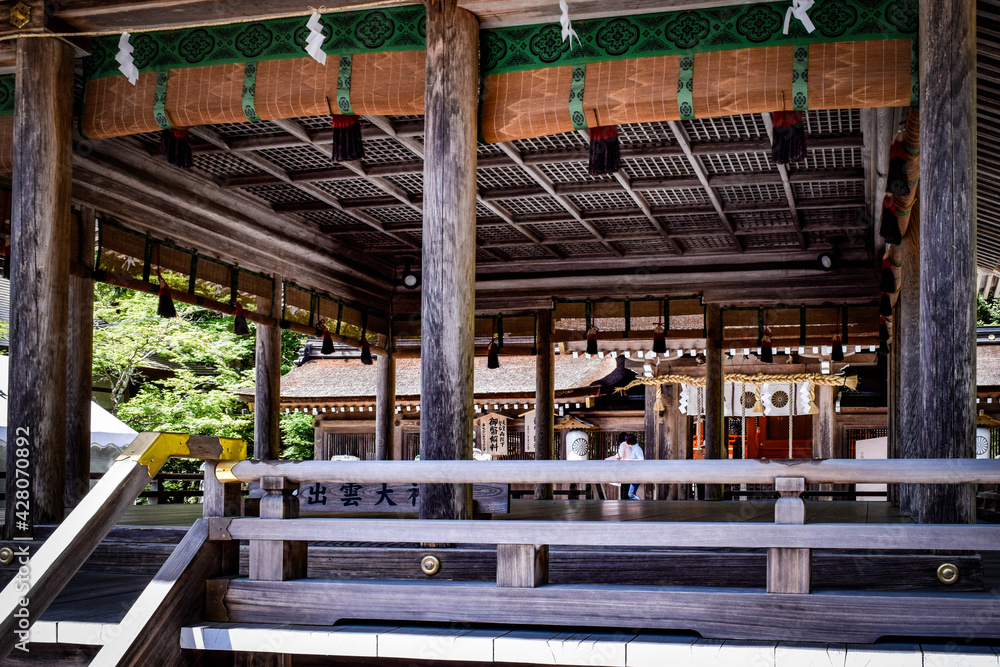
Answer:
top-left (667, 120), bottom-right (745, 252)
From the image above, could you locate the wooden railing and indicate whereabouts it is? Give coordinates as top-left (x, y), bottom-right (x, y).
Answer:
top-left (0, 433), bottom-right (245, 663)
top-left (198, 458), bottom-right (1000, 644)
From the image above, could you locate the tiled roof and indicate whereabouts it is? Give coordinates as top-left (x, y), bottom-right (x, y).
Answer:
top-left (237, 354), bottom-right (619, 403)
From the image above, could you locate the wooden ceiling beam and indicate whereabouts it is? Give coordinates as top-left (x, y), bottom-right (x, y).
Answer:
top-left (190, 124), bottom-right (422, 252)
top-left (70, 141), bottom-right (392, 307)
top-left (358, 114), bottom-right (558, 260)
top-left (496, 141), bottom-right (624, 257)
top-left (667, 120), bottom-right (745, 252)
top-left (761, 112), bottom-right (806, 249)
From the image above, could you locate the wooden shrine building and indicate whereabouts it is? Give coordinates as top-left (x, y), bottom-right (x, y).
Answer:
top-left (0, 0), bottom-right (998, 663)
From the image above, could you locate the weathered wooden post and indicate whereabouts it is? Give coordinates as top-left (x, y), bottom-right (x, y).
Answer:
top-left (767, 476), bottom-right (810, 594)
top-left (256, 275), bottom-right (282, 461)
top-left (249, 476), bottom-right (307, 581)
top-left (703, 303), bottom-right (724, 500)
top-left (4, 37), bottom-right (74, 534)
top-left (535, 309), bottom-right (555, 500)
top-left (66, 207), bottom-right (96, 508)
top-left (918, 0), bottom-right (976, 524)
top-left (497, 544), bottom-right (548, 588)
top-left (419, 0), bottom-right (478, 521)
top-left (375, 354), bottom-right (396, 460)
top-left (899, 206), bottom-right (921, 516)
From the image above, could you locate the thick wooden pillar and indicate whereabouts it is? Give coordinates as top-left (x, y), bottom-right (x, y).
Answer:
top-left (703, 303), bottom-right (724, 500)
top-left (255, 322), bottom-right (282, 461)
top-left (419, 0), bottom-right (478, 521)
top-left (375, 354), bottom-right (395, 461)
top-left (918, 0), bottom-right (976, 524)
top-left (65, 207), bottom-right (96, 508)
top-left (4, 38), bottom-right (74, 534)
top-left (534, 309), bottom-right (555, 500)
top-left (899, 206), bottom-right (921, 516)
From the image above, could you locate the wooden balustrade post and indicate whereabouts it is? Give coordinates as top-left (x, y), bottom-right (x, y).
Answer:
top-left (204, 461), bottom-right (243, 574)
top-left (249, 476), bottom-right (307, 581)
top-left (767, 476), bottom-right (810, 594)
top-left (497, 544), bottom-right (548, 587)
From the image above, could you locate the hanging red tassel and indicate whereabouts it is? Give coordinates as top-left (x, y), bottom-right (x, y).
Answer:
top-left (770, 111), bottom-right (807, 164)
top-left (159, 129), bottom-right (193, 169)
top-left (652, 325), bottom-right (667, 354)
top-left (331, 115), bottom-right (364, 162)
top-left (157, 279), bottom-right (176, 318)
top-left (360, 331), bottom-right (373, 365)
top-left (588, 125), bottom-right (621, 175)
top-left (586, 327), bottom-right (599, 355)
top-left (487, 337), bottom-right (500, 369)
top-left (233, 302), bottom-right (250, 336)
top-left (886, 140), bottom-right (910, 196)
top-left (879, 200), bottom-right (902, 245)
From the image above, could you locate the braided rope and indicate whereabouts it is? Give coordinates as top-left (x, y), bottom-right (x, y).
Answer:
top-left (618, 372), bottom-right (858, 392)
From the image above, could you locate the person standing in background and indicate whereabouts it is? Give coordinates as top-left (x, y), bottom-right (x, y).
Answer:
top-left (623, 434), bottom-right (644, 500)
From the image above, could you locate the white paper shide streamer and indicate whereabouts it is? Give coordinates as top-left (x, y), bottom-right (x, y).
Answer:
top-left (783, 0), bottom-right (816, 34)
top-left (559, 0), bottom-right (580, 48)
top-left (116, 32), bottom-right (139, 86)
top-left (305, 10), bottom-right (328, 65)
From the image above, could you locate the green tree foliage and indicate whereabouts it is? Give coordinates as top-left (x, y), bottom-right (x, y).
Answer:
top-left (280, 412), bottom-right (316, 460)
top-left (978, 294), bottom-right (1000, 326)
top-left (92, 284), bottom-right (309, 462)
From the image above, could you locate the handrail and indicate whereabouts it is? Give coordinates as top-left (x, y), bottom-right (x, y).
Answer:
top-left (219, 458), bottom-right (1000, 486)
top-left (213, 518), bottom-right (1000, 551)
top-left (0, 432), bottom-right (245, 661)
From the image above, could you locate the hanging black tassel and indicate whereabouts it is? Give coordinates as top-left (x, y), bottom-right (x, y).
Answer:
top-left (771, 111), bottom-right (807, 165)
top-left (586, 327), bottom-right (599, 355)
top-left (232, 303), bottom-right (250, 336)
top-left (321, 326), bottom-right (334, 355)
top-left (487, 337), bottom-right (500, 369)
top-left (331, 115), bottom-right (364, 162)
top-left (886, 142), bottom-right (910, 197)
top-left (880, 256), bottom-right (897, 294)
top-left (831, 335), bottom-right (844, 362)
top-left (159, 129), bottom-right (193, 169)
top-left (360, 332), bottom-right (373, 365)
top-left (880, 292), bottom-right (893, 318)
top-left (877, 350), bottom-right (888, 376)
top-left (879, 202), bottom-right (902, 245)
top-left (759, 333), bottom-right (773, 364)
top-left (157, 279), bottom-right (176, 318)
top-left (652, 325), bottom-right (667, 354)
top-left (589, 125), bottom-right (621, 175)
